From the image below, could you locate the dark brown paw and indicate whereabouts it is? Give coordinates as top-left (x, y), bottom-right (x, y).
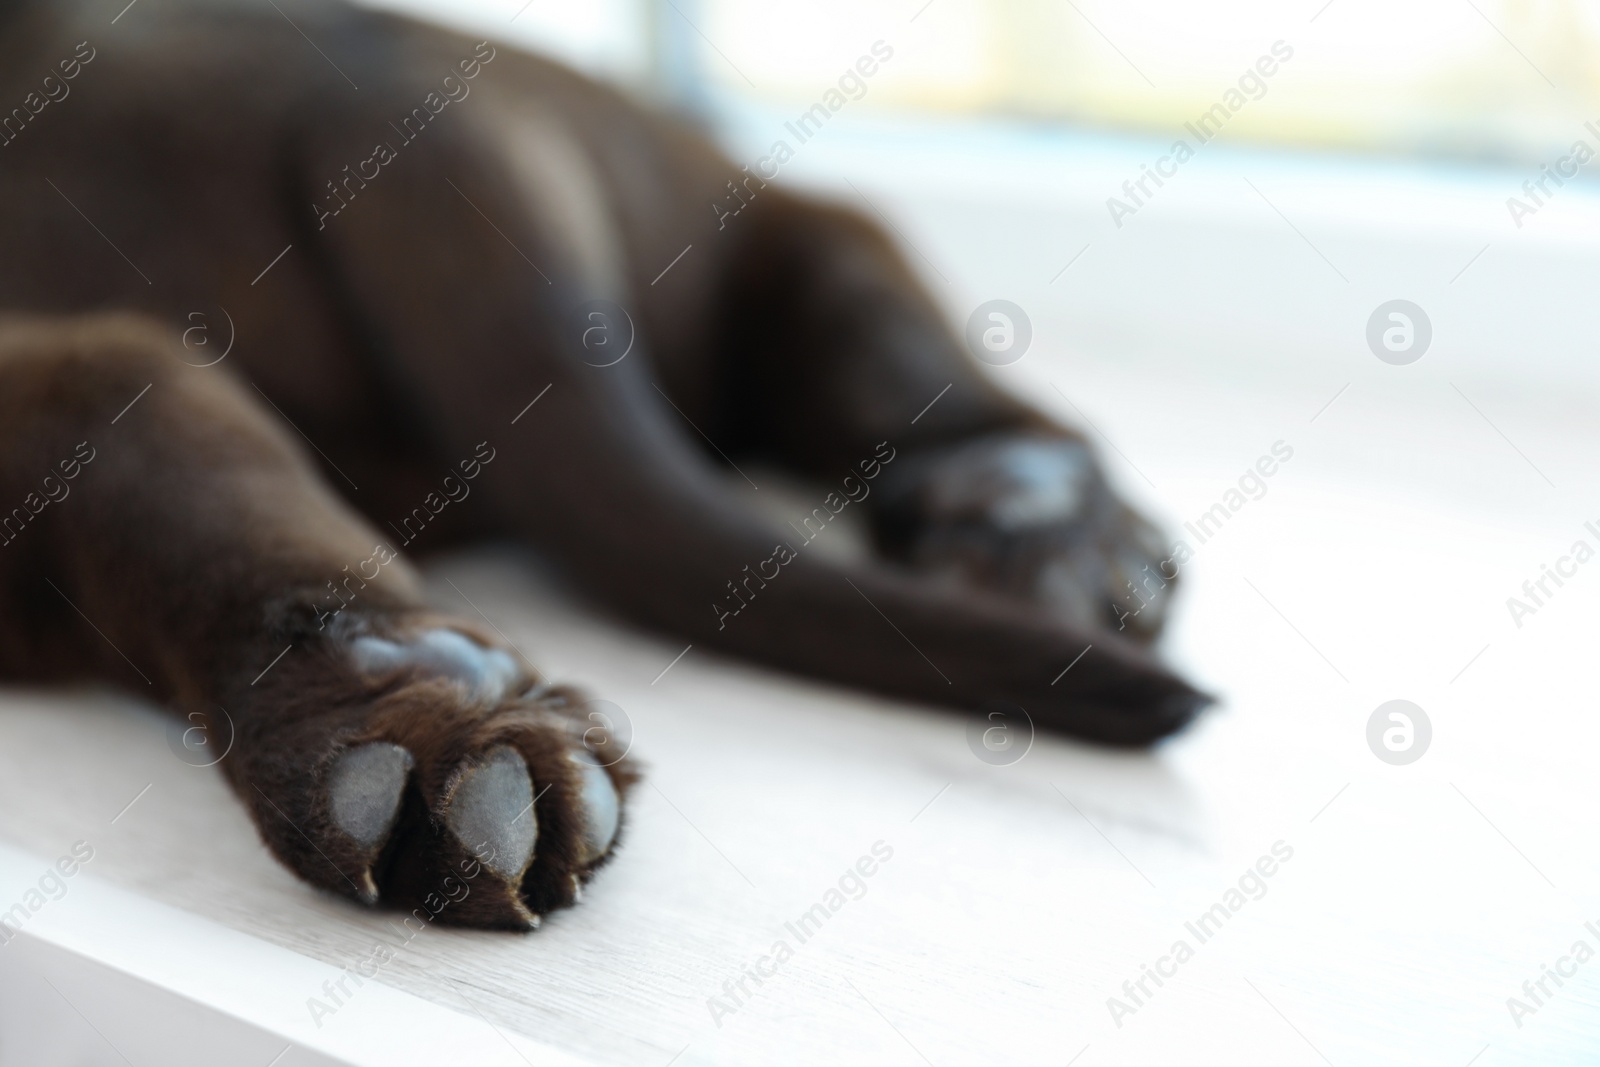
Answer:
top-left (873, 434), bottom-right (1177, 641)
top-left (230, 617), bottom-right (635, 930)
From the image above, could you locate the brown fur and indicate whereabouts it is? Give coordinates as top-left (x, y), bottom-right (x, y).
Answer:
top-left (0, 0), bottom-right (1206, 925)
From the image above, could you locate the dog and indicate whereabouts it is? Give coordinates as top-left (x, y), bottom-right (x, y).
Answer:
top-left (0, 0), bottom-right (1206, 929)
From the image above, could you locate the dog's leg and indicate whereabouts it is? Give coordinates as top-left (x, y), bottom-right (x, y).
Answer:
top-left (0, 315), bottom-right (633, 927)
top-left (717, 191), bottom-right (1181, 643)
top-left (300, 113), bottom-right (1205, 744)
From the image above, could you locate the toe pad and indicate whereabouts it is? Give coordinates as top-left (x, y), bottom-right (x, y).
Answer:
top-left (328, 742), bottom-right (413, 850)
top-left (570, 750), bottom-right (620, 865)
top-left (445, 745), bottom-right (538, 881)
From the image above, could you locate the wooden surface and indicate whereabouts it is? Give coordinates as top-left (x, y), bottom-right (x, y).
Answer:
top-left (2, 351), bottom-right (1598, 1066)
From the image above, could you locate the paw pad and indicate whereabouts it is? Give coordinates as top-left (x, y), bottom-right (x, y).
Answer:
top-left (329, 741), bottom-right (413, 849)
top-left (444, 745), bottom-right (538, 882)
top-left (351, 628), bottom-right (525, 703)
top-left (251, 623), bottom-right (630, 928)
top-left (326, 740), bottom-right (414, 902)
top-left (569, 749), bottom-right (620, 866)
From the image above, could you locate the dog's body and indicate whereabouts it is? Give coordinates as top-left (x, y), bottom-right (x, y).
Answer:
top-left (0, 0), bottom-right (1203, 927)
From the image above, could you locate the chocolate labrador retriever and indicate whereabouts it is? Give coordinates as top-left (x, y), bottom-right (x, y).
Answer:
top-left (0, 0), bottom-right (1205, 928)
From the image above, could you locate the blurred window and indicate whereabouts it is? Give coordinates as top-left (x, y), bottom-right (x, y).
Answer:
top-left (689, 0), bottom-right (1600, 163)
top-left (353, 0), bottom-right (649, 81)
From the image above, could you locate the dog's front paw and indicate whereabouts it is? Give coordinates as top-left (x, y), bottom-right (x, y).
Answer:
top-left (873, 434), bottom-right (1177, 640)
top-left (230, 618), bottom-right (635, 929)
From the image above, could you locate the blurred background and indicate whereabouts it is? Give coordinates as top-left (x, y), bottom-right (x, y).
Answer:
top-left (353, 0), bottom-right (1600, 406)
top-left (363, 0), bottom-right (1600, 160)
